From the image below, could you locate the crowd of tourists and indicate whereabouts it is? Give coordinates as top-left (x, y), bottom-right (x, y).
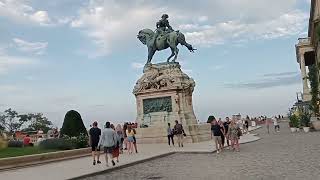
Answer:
top-left (209, 116), bottom-right (243, 154)
top-left (208, 115), bottom-right (283, 154)
top-left (88, 121), bottom-right (140, 166)
top-left (88, 115), bottom-right (282, 165)
top-left (89, 120), bottom-right (186, 166)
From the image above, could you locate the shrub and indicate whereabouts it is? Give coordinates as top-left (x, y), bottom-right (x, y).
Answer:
top-left (7, 140), bottom-right (23, 148)
top-left (300, 111), bottom-right (311, 127)
top-left (289, 114), bottom-right (299, 128)
top-left (67, 133), bottom-right (89, 149)
top-left (39, 138), bottom-right (74, 150)
top-left (60, 110), bottom-right (87, 137)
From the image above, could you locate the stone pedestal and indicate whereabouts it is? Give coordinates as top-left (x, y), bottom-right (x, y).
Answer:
top-left (133, 62), bottom-right (210, 143)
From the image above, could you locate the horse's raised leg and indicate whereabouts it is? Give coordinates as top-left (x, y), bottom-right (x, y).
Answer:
top-left (172, 47), bottom-right (179, 62)
top-left (167, 47), bottom-right (175, 62)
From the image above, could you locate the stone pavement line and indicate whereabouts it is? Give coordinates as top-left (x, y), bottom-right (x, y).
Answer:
top-left (0, 126), bottom-right (261, 180)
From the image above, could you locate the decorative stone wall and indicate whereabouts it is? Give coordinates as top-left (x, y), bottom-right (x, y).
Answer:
top-left (133, 62), bottom-right (210, 143)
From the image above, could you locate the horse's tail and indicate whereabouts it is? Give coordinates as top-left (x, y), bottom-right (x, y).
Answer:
top-left (177, 32), bottom-right (196, 52)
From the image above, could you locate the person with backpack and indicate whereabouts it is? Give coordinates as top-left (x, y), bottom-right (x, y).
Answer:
top-left (174, 120), bottom-right (184, 147)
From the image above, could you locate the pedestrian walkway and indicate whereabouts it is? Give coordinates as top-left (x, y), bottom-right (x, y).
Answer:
top-left (0, 127), bottom-right (260, 180)
top-left (89, 123), bottom-right (318, 180)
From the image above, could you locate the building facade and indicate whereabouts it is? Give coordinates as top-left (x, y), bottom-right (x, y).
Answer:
top-left (296, 0), bottom-right (320, 102)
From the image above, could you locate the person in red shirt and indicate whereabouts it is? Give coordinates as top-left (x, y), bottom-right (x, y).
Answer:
top-left (23, 135), bottom-right (33, 146)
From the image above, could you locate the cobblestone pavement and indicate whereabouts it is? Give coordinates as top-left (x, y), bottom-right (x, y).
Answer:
top-left (82, 123), bottom-right (320, 180)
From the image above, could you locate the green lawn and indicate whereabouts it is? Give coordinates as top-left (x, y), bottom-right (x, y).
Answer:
top-left (0, 147), bottom-right (58, 159)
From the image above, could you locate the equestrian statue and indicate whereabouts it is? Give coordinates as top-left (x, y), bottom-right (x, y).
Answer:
top-left (137, 14), bottom-right (196, 65)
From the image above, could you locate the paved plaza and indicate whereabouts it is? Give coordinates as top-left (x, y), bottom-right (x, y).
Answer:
top-left (0, 127), bottom-right (259, 180)
top-left (81, 123), bottom-right (320, 180)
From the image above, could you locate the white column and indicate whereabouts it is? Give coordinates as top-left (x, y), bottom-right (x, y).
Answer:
top-left (300, 53), bottom-right (310, 96)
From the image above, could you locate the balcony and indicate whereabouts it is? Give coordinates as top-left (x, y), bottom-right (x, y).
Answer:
top-left (297, 37), bottom-right (311, 46)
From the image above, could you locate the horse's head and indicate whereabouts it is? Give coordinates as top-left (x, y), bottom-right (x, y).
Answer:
top-left (137, 29), bottom-right (154, 45)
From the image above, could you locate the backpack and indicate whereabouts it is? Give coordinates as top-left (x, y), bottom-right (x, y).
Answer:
top-left (174, 124), bottom-right (183, 134)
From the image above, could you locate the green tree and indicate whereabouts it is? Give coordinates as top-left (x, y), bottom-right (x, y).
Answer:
top-left (22, 113), bottom-right (53, 133)
top-left (0, 108), bottom-right (24, 134)
top-left (308, 64), bottom-right (319, 116)
top-left (60, 110), bottom-right (87, 137)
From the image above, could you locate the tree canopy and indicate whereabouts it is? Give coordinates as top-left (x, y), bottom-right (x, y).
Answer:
top-left (0, 108), bottom-right (52, 134)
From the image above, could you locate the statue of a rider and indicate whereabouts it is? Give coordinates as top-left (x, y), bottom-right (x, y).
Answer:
top-left (152, 14), bottom-right (174, 46)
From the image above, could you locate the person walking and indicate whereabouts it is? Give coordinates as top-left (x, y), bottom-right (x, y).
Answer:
top-left (126, 125), bottom-right (135, 154)
top-left (174, 120), bottom-right (184, 147)
top-left (132, 127), bottom-right (138, 153)
top-left (245, 118), bottom-right (249, 134)
top-left (123, 123), bottom-right (128, 150)
top-left (227, 120), bottom-right (240, 152)
top-left (223, 117), bottom-right (231, 148)
top-left (218, 118), bottom-right (226, 150)
top-left (89, 121), bottom-right (101, 165)
top-left (266, 118), bottom-right (271, 134)
top-left (115, 124), bottom-right (124, 154)
top-left (111, 124), bottom-right (121, 162)
top-left (273, 116), bottom-right (280, 132)
top-left (211, 119), bottom-right (223, 153)
top-left (98, 122), bottom-right (117, 167)
top-left (167, 123), bottom-right (174, 147)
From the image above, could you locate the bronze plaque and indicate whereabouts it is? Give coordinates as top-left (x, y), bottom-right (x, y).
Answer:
top-left (143, 96), bottom-right (172, 114)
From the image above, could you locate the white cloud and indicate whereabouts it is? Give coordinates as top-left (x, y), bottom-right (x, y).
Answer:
top-left (71, 1), bottom-right (167, 56)
top-left (184, 10), bottom-right (308, 46)
top-left (13, 38), bottom-right (48, 55)
top-left (0, 85), bottom-right (19, 92)
top-left (0, 54), bottom-right (35, 75)
top-left (209, 65), bottom-right (224, 71)
top-left (30, 11), bottom-right (50, 24)
top-left (0, 0), bottom-right (51, 25)
top-left (198, 16), bottom-right (208, 22)
top-left (131, 62), bottom-right (144, 69)
top-left (70, 0), bottom-right (307, 55)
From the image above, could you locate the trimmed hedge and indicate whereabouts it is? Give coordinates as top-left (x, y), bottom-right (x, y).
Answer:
top-left (70, 133), bottom-right (88, 149)
top-left (39, 138), bottom-right (74, 150)
top-left (8, 140), bottom-right (24, 148)
top-left (60, 110), bottom-right (87, 137)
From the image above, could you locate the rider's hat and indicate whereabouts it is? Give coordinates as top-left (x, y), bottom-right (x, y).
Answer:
top-left (161, 14), bottom-right (169, 19)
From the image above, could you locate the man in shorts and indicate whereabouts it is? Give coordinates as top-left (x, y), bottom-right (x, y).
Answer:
top-left (89, 121), bottom-right (101, 165)
top-left (98, 121), bottom-right (117, 166)
top-left (211, 119), bottom-right (223, 153)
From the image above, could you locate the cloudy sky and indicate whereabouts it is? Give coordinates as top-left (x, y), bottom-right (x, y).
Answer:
top-left (0, 0), bottom-right (311, 127)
